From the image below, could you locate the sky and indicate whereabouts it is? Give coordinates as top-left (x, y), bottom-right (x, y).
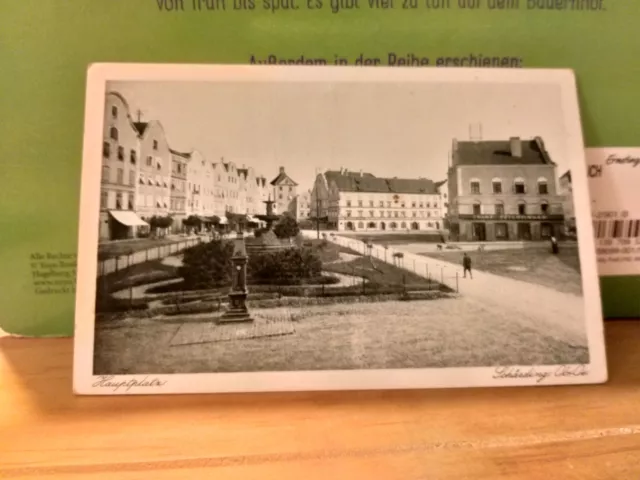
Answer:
top-left (109, 79), bottom-right (574, 192)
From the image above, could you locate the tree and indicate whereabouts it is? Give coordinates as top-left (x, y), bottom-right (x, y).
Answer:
top-left (178, 239), bottom-right (234, 289)
top-left (149, 215), bottom-right (174, 237)
top-left (248, 247), bottom-right (322, 285)
top-left (183, 215), bottom-right (202, 233)
top-left (273, 214), bottom-right (300, 239)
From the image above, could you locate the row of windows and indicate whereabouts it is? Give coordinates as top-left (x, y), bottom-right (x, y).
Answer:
top-left (139, 174), bottom-right (170, 189)
top-left (471, 201), bottom-right (550, 215)
top-left (344, 221), bottom-right (441, 230)
top-left (102, 166), bottom-right (136, 186)
top-left (345, 200), bottom-right (441, 208)
top-left (345, 210), bottom-right (439, 218)
top-left (469, 177), bottom-right (549, 195)
top-left (103, 142), bottom-right (138, 164)
top-left (100, 191), bottom-right (134, 210)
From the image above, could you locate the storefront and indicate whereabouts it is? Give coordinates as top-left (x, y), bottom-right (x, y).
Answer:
top-left (451, 214), bottom-right (564, 241)
top-left (105, 210), bottom-right (149, 240)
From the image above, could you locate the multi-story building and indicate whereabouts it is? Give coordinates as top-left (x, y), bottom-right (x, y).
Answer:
top-left (292, 190), bottom-right (311, 220)
top-left (100, 92), bottom-right (147, 240)
top-left (185, 150), bottom-right (210, 218)
top-left (270, 166), bottom-right (298, 215)
top-left (100, 91), bottom-right (280, 239)
top-left (447, 136), bottom-right (565, 241)
top-left (134, 119), bottom-right (172, 224)
top-left (169, 149), bottom-right (189, 231)
top-left (211, 159), bottom-right (242, 215)
top-left (311, 169), bottom-right (443, 231)
top-left (558, 170), bottom-right (576, 234)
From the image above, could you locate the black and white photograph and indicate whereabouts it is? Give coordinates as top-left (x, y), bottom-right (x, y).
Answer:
top-left (74, 64), bottom-right (606, 394)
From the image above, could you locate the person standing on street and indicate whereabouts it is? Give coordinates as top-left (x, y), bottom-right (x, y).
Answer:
top-left (462, 252), bottom-right (473, 279)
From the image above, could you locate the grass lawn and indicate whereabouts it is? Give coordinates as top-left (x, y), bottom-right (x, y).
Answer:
top-left (99, 237), bottom-right (186, 258)
top-left (304, 239), bottom-right (362, 263)
top-left (93, 297), bottom-right (588, 375)
top-left (421, 244), bottom-right (582, 296)
top-left (323, 255), bottom-right (437, 288)
top-left (99, 259), bottom-right (178, 293)
top-left (350, 233), bottom-right (444, 245)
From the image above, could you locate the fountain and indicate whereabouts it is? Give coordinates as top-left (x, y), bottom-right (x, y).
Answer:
top-left (254, 195), bottom-right (280, 230)
top-left (246, 195), bottom-right (291, 254)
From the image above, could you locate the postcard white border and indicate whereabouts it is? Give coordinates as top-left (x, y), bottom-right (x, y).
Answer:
top-left (74, 63), bottom-right (607, 395)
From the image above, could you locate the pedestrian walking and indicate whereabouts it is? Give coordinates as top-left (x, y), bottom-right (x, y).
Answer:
top-left (550, 235), bottom-right (559, 255)
top-left (462, 252), bottom-right (473, 279)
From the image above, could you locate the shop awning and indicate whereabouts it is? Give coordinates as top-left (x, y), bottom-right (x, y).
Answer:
top-left (246, 215), bottom-right (259, 223)
top-left (109, 210), bottom-right (149, 227)
top-left (218, 217), bottom-right (228, 225)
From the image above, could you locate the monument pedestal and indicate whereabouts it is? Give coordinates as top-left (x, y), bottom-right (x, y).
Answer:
top-left (217, 231), bottom-right (255, 325)
top-left (218, 292), bottom-right (253, 324)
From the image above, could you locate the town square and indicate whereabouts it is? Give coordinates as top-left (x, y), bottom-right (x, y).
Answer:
top-left (93, 78), bottom-right (588, 375)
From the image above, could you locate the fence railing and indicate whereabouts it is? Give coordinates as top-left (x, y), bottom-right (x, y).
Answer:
top-left (326, 234), bottom-right (460, 292)
top-left (97, 237), bottom-right (203, 277)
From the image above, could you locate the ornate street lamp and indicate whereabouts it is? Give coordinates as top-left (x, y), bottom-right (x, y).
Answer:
top-left (218, 229), bottom-right (253, 324)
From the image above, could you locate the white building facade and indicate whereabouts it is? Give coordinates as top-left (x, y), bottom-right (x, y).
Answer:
top-left (311, 169), bottom-right (444, 232)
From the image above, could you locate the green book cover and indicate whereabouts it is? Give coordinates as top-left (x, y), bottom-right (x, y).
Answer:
top-left (1, 0), bottom-right (638, 337)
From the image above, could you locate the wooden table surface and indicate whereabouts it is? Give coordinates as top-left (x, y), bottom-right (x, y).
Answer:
top-left (1, 320), bottom-right (639, 479)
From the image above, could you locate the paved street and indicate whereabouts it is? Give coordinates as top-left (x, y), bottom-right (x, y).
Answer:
top-left (302, 231), bottom-right (587, 344)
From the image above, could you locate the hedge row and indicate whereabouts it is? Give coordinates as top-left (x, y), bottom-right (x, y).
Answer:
top-left (118, 290), bottom-right (453, 318)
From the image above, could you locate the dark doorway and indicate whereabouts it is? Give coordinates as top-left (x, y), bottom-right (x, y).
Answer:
top-left (110, 218), bottom-right (130, 240)
top-left (380, 222), bottom-right (386, 230)
top-left (472, 222), bottom-right (487, 242)
top-left (495, 222), bottom-right (509, 240)
top-left (411, 222), bottom-right (419, 230)
top-left (541, 222), bottom-right (553, 239)
top-left (346, 221), bottom-right (354, 231)
top-left (517, 222), bottom-right (531, 240)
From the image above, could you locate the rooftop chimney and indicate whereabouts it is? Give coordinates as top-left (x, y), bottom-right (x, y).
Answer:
top-left (279, 166), bottom-right (285, 174)
top-left (359, 169), bottom-right (363, 177)
top-left (510, 137), bottom-right (522, 158)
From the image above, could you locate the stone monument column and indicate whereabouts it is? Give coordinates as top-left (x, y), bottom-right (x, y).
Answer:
top-left (218, 229), bottom-right (254, 324)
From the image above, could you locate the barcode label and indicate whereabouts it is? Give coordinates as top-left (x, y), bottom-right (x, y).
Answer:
top-left (593, 219), bottom-right (640, 239)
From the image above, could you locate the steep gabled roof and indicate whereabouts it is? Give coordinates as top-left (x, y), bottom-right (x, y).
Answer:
top-left (270, 170), bottom-right (298, 186)
top-left (324, 170), bottom-right (439, 195)
top-left (560, 170), bottom-right (572, 182)
top-left (454, 137), bottom-right (554, 166)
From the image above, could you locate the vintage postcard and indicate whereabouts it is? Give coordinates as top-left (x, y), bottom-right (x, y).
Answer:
top-left (73, 64), bottom-right (607, 394)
